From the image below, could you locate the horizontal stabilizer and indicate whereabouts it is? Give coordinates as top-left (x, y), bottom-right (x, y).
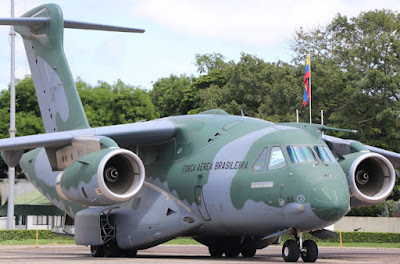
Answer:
top-left (0, 17), bottom-right (144, 33)
top-left (0, 17), bottom-right (49, 27)
top-left (0, 3), bottom-right (145, 134)
top-left (64, 20), bottom-right (145, 33)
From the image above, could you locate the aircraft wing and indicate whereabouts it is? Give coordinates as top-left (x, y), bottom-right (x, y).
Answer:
top-left (0, 119), bottom-right (176, 151)
top-left (322, 134), bottom-right (400, 170)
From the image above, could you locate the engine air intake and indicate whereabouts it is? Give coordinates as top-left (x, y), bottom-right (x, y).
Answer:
top-left (56, 148), bottom-right (145, 206)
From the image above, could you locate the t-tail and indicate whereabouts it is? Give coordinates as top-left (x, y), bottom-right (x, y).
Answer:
top-left (0, 3), bottom-right (144, 133)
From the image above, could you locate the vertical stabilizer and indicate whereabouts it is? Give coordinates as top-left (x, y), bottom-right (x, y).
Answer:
top-left (15, 4), bottom-right (90, 132)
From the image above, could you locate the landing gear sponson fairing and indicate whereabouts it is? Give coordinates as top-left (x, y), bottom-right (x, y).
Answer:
top-left (0, 4), bottom-right (399, 262)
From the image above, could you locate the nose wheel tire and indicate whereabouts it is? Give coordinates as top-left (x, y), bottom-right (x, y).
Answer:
top-left (282, 239), bottom-right (300, 262)
top-left (301, 240), bottom-right (318, 262)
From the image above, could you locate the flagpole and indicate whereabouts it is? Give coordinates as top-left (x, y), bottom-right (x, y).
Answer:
top-left (7, 0), bottom-right (16, 230)
top-left (309, 51), bottom-right (312, 124)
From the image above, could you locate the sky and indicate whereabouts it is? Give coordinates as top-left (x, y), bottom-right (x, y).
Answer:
top-left (0, 0), bottom-right (400, 91)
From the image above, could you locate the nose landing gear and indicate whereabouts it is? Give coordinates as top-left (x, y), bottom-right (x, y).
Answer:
top-left (282, 239), bottom-right (300, 262)
top-left (282, 232), bottom-right (318, 262)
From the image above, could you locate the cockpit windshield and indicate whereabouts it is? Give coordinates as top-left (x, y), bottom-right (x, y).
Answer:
top-left (268, 147), bottom-right (286, 170)
top-left (252, 146), bottom-right (286, 171)
top-left (287, 145), bottom-right (316, 163)
top-left (314, 146), bottom-right (337, 163)
top-left (252, 147), bottom-right (268, 171)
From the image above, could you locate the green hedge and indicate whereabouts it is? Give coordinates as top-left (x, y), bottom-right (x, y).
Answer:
top-left (0, 230), bottom-right (399, 244)
top-left (282, 232), bottom-right (400, 243)
top-left (0, 230), bottom-right (73, 241)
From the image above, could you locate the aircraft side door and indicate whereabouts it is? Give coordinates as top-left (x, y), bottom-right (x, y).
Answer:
top-left (194, 186), bottom-right (211, 221)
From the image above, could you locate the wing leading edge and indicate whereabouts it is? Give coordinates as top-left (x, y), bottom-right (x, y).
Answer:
top-left (0, 119), bottom-right (176, 167)
top-left (322, 134), bottom-right (400, 170)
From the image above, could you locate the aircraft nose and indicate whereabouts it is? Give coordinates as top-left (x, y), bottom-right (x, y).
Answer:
top-left (310, 179), bottom-right (350, 222)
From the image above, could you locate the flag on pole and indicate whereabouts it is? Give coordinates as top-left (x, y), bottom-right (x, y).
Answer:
top-left (303, 52), bottom-right (311, 106)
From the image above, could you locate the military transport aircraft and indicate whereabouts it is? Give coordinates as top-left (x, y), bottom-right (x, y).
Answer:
top-left (0, 3), bottom-right (399, 263)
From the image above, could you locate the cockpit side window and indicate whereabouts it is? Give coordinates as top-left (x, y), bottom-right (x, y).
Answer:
top-left (252, 147), bottom-right (268, 171)
top-left (268, 147), bottom-right (286, 170)
top-left (314, 146), bottom-right (337, 163)
top-left (287, 145), bottom-right (316, 163)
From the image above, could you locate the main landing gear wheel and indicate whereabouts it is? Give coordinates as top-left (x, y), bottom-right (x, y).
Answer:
top-left (90, 244), bottom-right (137, 258)
top-left (121, 249), bottom-right (138, 258)
top-left (282, 239), bottom-right (300, 262)
top-left (225, 249), bottom-right (240, 258)
top-left (209, 247), bottom-right (224, 257)
top-left (90, 245), bottom-right (104, 257)
top-left (241, 248), bottom-right (257, 258)
top-left (103, 241), bottom-right (122, 257)
top-left (301, 240), bottom-right (318, 262)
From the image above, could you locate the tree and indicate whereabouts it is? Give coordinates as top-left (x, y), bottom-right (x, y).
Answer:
top-left (0, 77), bottom-right (44, 178)
top-left (0, 76), bottom-right (44, 139)
top-left (150, 74), bottom-right (193, 117)
top-left (291, 9), bottom-right (400, 152)
top-left (78, 79), bottom-right (158, 126)
top-left (192, 53), bottom-right (302, 122)
top-left (194, 53), bottom-right (232, 74)
top-left (113, 80), bottom-right (158, 123)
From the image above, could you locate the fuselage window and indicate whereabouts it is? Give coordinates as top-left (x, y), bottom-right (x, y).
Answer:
top-left (287, 145), bottom-right (316, 163)
top-left (314, 146), bottom-right (337, 163)
top-left (252, 147), bottom-right (268, 171)
top-left (268, 147), bottom-right (286, 170)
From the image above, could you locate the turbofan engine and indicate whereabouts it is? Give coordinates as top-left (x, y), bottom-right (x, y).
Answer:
top-left (56, 148), bottom-right (145, 206)
top-left (339, 152), bottom-right (396, 207)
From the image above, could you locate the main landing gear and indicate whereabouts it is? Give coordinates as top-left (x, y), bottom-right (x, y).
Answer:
top-left (282, 233), bottom-right (318, 262)
top-left (90, 241), bottom-right (137, 258)
top-left (208, 247), bottom-right (257, 258)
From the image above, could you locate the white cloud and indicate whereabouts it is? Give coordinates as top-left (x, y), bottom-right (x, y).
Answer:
top-left (1, 0), bottom-right (400, 90)
top-left (130, 0), bottom-right (400, 48)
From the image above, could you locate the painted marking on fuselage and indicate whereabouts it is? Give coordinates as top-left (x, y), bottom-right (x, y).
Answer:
top-left (203, 126), bottom-right (280, 210)
top-left (181, 161), bottom-right (248, 174)
top-left (296, 194), bottom-right (306, 203)
top-left (251, 181), bottom-right (274, 189)
top-left (37, 56), bottom-right (70, 122)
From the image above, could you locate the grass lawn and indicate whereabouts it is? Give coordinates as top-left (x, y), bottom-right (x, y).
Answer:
top-left (0, 238), bottom-right (75, 245)
top-left (315, 241), bottom-right (400, 248)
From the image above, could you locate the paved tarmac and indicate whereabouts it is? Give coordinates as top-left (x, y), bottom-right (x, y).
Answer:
top-left (0, 244), bottom-right (400, 263)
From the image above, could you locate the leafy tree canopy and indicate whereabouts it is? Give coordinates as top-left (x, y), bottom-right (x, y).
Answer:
top-left (291, 9), bottom-right (400, 152)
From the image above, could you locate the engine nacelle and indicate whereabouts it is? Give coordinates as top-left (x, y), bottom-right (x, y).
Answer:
top-left (339, 152), bottom-right (396, 207)
top-left (56, 148), bottom-right (145, 206)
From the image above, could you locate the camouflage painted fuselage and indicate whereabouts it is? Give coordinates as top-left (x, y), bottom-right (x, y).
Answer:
top-left (21, 110), bottom-right (350, 239)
